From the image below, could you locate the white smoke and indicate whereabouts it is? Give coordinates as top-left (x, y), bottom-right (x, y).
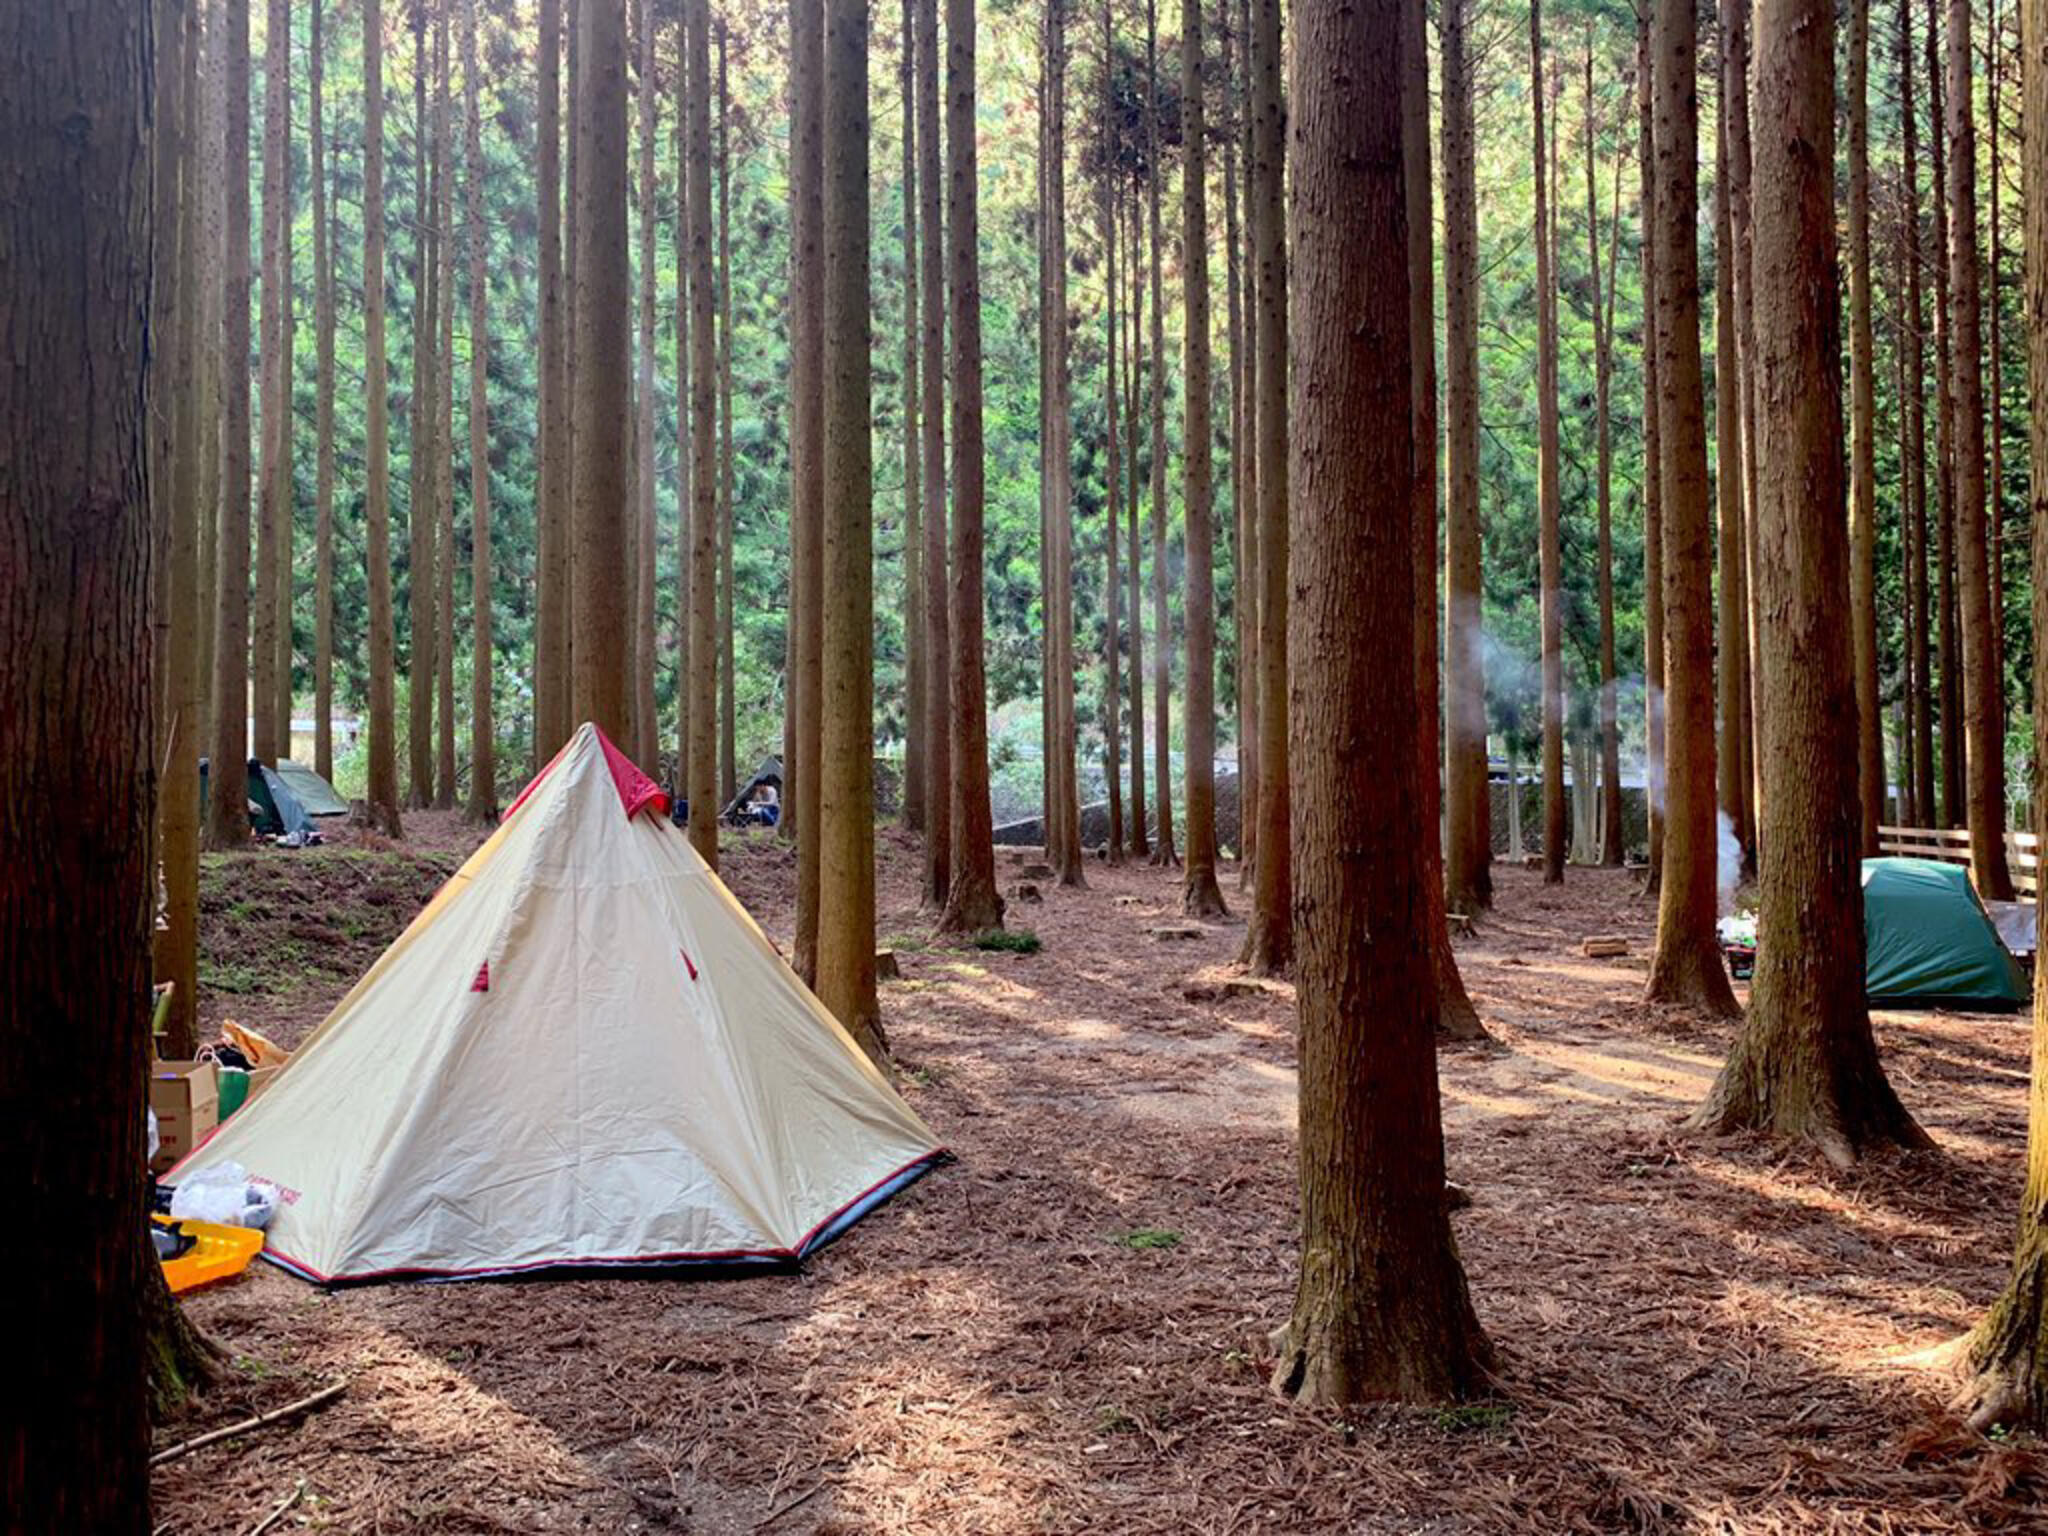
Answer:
top-left (1716, 808), bottom-right (1741, 915)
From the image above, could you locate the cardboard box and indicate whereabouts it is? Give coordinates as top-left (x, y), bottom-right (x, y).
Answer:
top-left (149, 1060), bottom-right (218, 1173)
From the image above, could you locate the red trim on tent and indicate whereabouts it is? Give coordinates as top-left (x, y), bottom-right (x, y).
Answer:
top-left (471, 961), bottom-right (490, 993)
top-left (256, 1149), bottom-right (947, 1285)
top-left (595, 729), bottom-right (671, 820)
top-left (680, 947), bottom-right (698, 981)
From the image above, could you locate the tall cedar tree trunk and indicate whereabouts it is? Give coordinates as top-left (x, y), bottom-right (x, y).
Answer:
top-left (1443, 0), bottom-right (1491, 909)
top-left (1646, 0), bottom-right (1740, 1015)
top-left (902, 0), bottom-right (925, 833)
top-left (254, 0), bottom-right (291, 769)
top-left (791, 0), bottom-right (825, 973)
top-left (632, 0), bottom-right (658, 769)
top-left (1103, 0), bottom-right (1126, 867)
top-left (1146, 0), bottom-right (1177, 868)
top-left (1270, 0), bottom-right (1493, 1404)
top-left (687, 0), bottom-right (720, 866)
top-left (1638, 12), bottom-right (1664, 895)
top-left (1947, 0), bottom-right (2014, 897)
top-left (571, 0), bottom-right (630, 741)
top-left (161, 0), bottom-right (206, 1058)
top-left (719, 24), bottom-right (737, 804)
top-left (1693, 0), bottom-right (1930, 1165)
top-left (464, 0), bottom-right (496, 821)
top-left (938, 0), bottom-right (1007, 933)
top-left (1407, 0), bottom-right (1486, 1040)
top-left (364, 0), bottom-right (404, 834)
top-left (1126, 182), bottom-right (1151, 858)
top-left (1724, 0), bottom-right (1758, 869)
top-left (1531, 0), bottom-right (1566, 884)
top-left (675, 23), bottom-right (695, 800)
top-left (1587, 44), bottom-right (1625, 867)
top-left (273, 1), bottom-right (297, 761)
top-left (919, 0), bottom-right (953, 905)
top-left (1848, 0), bottom-right (1883, 850)
top-left (435, 5), bottom-right (458, 809)
top-left (1224, 0), bottom-right (1254, 885)
top-left (2, 0), bottom-right (191, 1512)
top-left (816, 0), bottom-right (884, 1053)
top-left (1930, 0), bottom-right (1963, 828)
top-left (314, 0), bottom-right (337, 784)
top-left (1961, 0), bottom-right (2048, 1424)
top-left (1713, 63), bottom-right (1750, 872)
top-left (1048, 0), bottom-right (1086, 887)
top-left (537, 0), bottom-right (572, 759)
top-left (409, 2), bottom-right (439, 807)
top-left (205, 0), bottom-right (256, 850)
top-left (1180, 0), bottom-right (1226, 915)
top-left (1901, 0), bottom-right (1935, 823)
top-left (1989, 0), bottom-right (2008, 736)
top-left (1240, 0), bottom-right (1291, 970)
top-left (199, 1), bottom-right (224, 761)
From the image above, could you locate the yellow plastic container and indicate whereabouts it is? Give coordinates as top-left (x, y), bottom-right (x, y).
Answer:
top-left (153, 1214), bottom-right (265, 1294)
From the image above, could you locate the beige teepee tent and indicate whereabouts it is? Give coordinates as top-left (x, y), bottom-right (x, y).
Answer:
top-left (171, 723), bottom-right (944, 1283)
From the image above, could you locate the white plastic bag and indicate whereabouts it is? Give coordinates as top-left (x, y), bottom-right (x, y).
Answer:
top-left (169, 1161), bottom-right (278, 1229)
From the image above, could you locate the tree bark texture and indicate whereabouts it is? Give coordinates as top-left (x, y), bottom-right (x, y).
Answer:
top-left (790, 0), bottom-right (825, 972)
top-left (1531, 0), bottom-right (1566, 884)
top-left (687, 0), bottom-right (719, 867)
top-left (1638, 12), bottom-right (1664, 896)
top-left (364, 0), bottom-right (403, 834)
top-left (464, 0), bottom-right (496, 822)
top-left (1848, 0), bottom-right (1883, 851)
top-left (918, 0), bottom-right (952, 907)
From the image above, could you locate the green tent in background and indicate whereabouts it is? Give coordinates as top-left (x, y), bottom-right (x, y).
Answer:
top-left (273, 759), bottom-right (349, 817)
top-left (1863, 858), bottom-right (2027, 1011)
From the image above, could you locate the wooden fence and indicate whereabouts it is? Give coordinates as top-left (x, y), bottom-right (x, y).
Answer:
top-left (1877, 825), bottom-right (2039, 897)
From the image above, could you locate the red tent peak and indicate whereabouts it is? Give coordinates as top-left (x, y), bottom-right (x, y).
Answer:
top-left (505, 724), bottom-right (671, 823)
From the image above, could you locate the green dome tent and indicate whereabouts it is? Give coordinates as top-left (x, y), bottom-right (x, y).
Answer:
top-left (1863, 858), bottom-right (2026, 1011)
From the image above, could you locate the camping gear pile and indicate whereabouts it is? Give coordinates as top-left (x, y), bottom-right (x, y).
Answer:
top-left (167, 723), bottom-right (943, 1285)
top-left (147, 1023), bottom-right (293, 1174)
top-left (198, 757), bottom-right (348, 846)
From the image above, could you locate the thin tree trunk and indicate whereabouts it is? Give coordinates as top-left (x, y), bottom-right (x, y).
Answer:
top-left (1588, 42), bottom-right (1626, 868)
top-left (1146, 0), bottom-right (1177, 868)
top-left (1989, 0), bottom-right (2009, 737)
top-left (1270, 0), bottom-right (1493, 1404)
top-left (1408, 0), bottom-right (1485, 1039)
top-left (791, 0), bottom-right (826, 971)
top-left (687, 0), bottom-right (719, 866)
top-left (1961, 0), bottom-right (2048, 1425)
top-left (205, 0), bottom-right (256, 850)
top-left (919, 0), bottom-right (952, 906)
top-left (632, 0), bottom-right (659, 769)
top-left (1240, 0), bottom-right (1290, 970)
top-left (1223, 0), bottom-right (1255, 883)
top-left (1947, 0), bottom-right (2014, 897)
top-left (313, 0), bottom-right (337, 785)
top-left (1849, 0), bottom-right (1882, 851)
top-left (199, 0), bottom-right (225, 760)
top-left (1725, 0), bottom-right (1758, 867)
top-left (816, 0), bottom-right (884, 1051)
top-left (571, 0), bottom-right (631, 741)
top-left (1902, 0), bottom-right (1935, 824)
top-left (901, 0), bottom-right (924, 834)
top-left (1694, 0), bottom-right (1930, 1165)
top-left (254, 0), bottom-right (292, 771)
top-left (464, 0), bottom-right (496, 822)
top-left (1444, 0), bottom-right (1491, 909)
top-left (163, 0), bottom-right (207, 1058)
top-left (1714, 57), bottom-right (1751, 875)
top-left (1103, 0), bottom-right (1125, 868)
top-left (1180, 0), bottom-right (1225, 914)
top-left (718, 21), bottom-right (736, 805)
top-left (1638, 10), bottom-right (1663, 895)
top-left (435, 2), bottom-right (458, 809)
top-left (409, 1), bottom-right (439, 807)
top-left (364, 0), bottom-right (403, 834)
top-left (1930, 0), bottom-right (1963, 828)
top-left (1646, 0), bottom-right (1740, 1014)
top-left (1049, 0), bottom-right (1086, 887)
top-left (676, 18), bottom-right (696, 795)
top-left (938, 0), bottom-right (1007, 934)
top-left (2, 0), bottom-right (164, 1509)
top-left (1532, 0), bottom-right (1566, 884)
top-left (537, 0), bottom-right (572, 760)
top-left (1126, 182), bottom-right (1150, 859)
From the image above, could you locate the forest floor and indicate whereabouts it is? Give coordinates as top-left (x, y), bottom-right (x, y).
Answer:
top-left (153, 815), bottom-right (2048, 1534)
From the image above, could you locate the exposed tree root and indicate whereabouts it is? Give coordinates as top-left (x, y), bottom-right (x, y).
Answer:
top-left (1644, 937), bottom-right (1740, 1018)
top-left (1268, 1254), bottom-right (1495, 1408)
top-left (1181, 873), bottom-right (1229, 920)
top-left (146, 1262), bottom-right (225, 1420)
top-left (1951, 1248), bottom-right (2048, 1432)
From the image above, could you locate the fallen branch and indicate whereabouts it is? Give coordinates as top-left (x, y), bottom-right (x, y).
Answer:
top-left (754, 1481), bottom-right (825, 1530)
top-left (151, 1381), bottom-right (348, 1467)
top-left (242, 1480), bottom-right (305, 1536)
